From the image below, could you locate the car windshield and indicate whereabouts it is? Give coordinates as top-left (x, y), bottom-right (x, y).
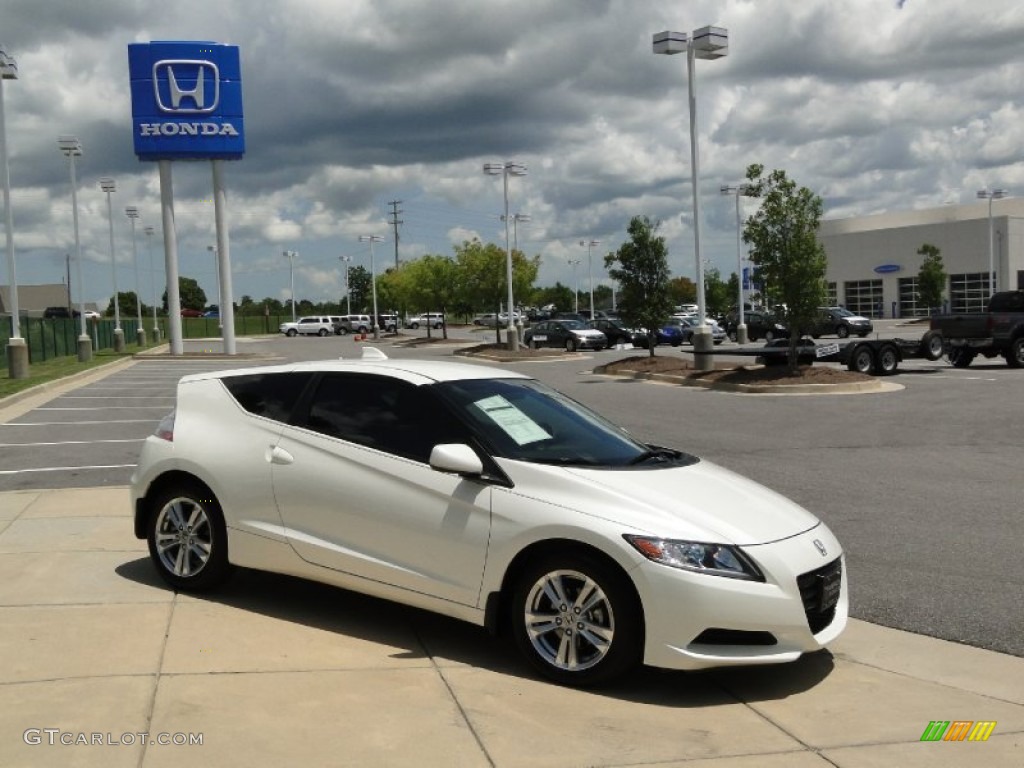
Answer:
top-left (831, 308), bottom-right (855, 317)
top-left (433, 378), bottom-right (695, 468)
top-left (559, 320), bottom-right (587, 330)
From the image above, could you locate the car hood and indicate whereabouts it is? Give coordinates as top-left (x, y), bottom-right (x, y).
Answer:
top-left (572, 329), bottom-right (605, 337)
top-left (498, 457), bottom-right (818, 546)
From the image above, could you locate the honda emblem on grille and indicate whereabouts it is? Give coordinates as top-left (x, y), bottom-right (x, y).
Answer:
top-left (813, 539), bottom-right (828, 557)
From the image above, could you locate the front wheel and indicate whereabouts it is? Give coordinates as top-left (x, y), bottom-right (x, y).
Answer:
top-left (565, 338), bottom-right (577, 352)
top-left (146, 481), bottom-right (232, 592)
top-left (286, 329), bottom-right (297, 337)
top-left (529, 339), bottom-right (539, 350)
top-left (949, 347), bottom-right (975, 368)
top-left (510, 553), bottom-right (642, 687)
top-left (764, 330), bottom-right (775, 342)
top-left (318, 328), bottom-right (328, 336)
top-left (837, 325), bottom-right (850, 339)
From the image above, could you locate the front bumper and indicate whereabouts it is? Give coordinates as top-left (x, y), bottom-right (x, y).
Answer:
top-left (634, 524), bottom-right (848, 670)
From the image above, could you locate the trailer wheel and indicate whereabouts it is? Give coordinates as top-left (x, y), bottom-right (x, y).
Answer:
top-left (874, 343), bottom-right (900, 375)
top-left (1006, 337), bottom-right (1024, 368)
top-left (847, 344), bottom-right (875, 374)
top-left (948, 347), bottom-right (975, 368)
top-left (919, 330), bottom-right (944, 361)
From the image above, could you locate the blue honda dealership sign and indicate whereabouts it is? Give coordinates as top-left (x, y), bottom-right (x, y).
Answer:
top-left (128, 41), bottom-right (244, 160)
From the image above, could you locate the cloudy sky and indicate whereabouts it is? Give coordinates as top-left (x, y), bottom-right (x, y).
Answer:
top-left (2, 0), bottom-right (1023, 309)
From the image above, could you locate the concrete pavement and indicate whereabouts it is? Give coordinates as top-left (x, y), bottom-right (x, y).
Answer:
top-left (0, 485), bottom-right (1021, 767)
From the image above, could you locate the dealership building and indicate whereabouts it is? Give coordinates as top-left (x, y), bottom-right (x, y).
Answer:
top-left (818, 198), bottom-right (1024, 318)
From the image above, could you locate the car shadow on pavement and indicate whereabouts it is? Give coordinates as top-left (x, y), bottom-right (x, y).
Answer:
top-left (116, 557), bottom-right (836, 705)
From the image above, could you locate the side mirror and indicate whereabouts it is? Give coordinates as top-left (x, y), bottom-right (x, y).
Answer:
top-left (429, 444), bottom-right (484, 477)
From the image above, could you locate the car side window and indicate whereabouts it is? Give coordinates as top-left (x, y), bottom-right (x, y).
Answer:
top-left (223, 372), bottom-right (315, 423)
top-left (301, 374), bottom-right (467, 462)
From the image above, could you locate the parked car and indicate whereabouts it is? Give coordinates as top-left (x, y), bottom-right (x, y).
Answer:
top-left (180, 308), bottom-right (204, 318)
top-left (376, 314), bottom-right (399, 333)
top-left (724, 310), bottom-right (789, 342)
top-left (202, 308), bottom-right (219, 319)
top-left (82, 310), bottom-right (102, 320)
top-left (631, 321), bottom-right (685, 348)
top-left (338, 314), bottom-right (373, 334)
top-left (130, 348), bottom-right (847, 686)
top-left (43, 306), bottom-right (74, 319)
top-left (929, 289), bottom-right (1024, 368)
top-left (674, 316), bottom-right (726, 345)
top-left (406, 312), bottom-right (445, 330)
top-left (473, 312), bottom-right (499, 326)
top-left (552, 311), bottom-right (588, 322)
top-left (524, 319), bottom-right (607, 351)
top-left (279, 316), bottom-right (336, 337)
top-left (588, 318), bottom-right (633, 346)
top-left (811, 307), bottom-right (873, 339)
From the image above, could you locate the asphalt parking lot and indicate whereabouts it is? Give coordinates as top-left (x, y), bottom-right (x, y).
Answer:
top-left (0, 330), bottom-right (1021, 766)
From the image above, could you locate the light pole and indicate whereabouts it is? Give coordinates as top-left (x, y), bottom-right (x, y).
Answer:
top-left (339, 255), bottom-right (352, 314)
top-left (99, 177), bottom-right (124, 352)
top-left (58, 136), bottom-right (91, 362)
top-left (144, 225), bottom-right (160, 341)
top-left (721, 183), bottom-right (756, 343)
top-left (568, 258), bottom-right (581, 313)
top-left (484, 161), bottom-right (527, 351)
top-left (654, 26), bottom-right (728, 370)
top-left (977, 188), bottom-right (1006, 298)
top-left (501, 212), bottom-right (531, 253)
top-left (358, 235), bottom-right (384, 339)
top-left (207, 245), bottom-right (223, 330)
top-left (580, 239), bottom-right (600, 319)
top-left (1, 45), bottom-right (27, 378)
top-left (283, 250), bottom-right (297, 321)
top-left (125, 206), bottom-right (145, 346)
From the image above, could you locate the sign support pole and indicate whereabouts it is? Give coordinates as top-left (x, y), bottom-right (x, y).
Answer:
top-left (159, 160), bottom-right (183, 355)
top-left (212, 159), bottom-right (236, 354)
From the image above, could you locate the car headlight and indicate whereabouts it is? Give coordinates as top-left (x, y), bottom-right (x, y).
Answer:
top-left (624, 535), bottom-right (764, 581)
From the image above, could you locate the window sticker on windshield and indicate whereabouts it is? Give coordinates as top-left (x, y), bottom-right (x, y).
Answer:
top-left (474, 395), bottom-right (551, 445)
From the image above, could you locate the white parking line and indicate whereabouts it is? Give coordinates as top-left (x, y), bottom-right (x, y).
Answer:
top-left (0, 464), bottom-right (136, 476)
top-left (1, 420), bottom-right (158, 427)
top-left (0, 439), bottom-right (145, 447)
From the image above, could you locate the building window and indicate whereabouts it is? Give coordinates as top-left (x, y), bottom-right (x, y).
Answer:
top-left (949, 273), bottom-right (990, 314)
top-left (898, 277), bottom-right (930, 318)
top-left (843, 280), bottom-right (883, 318)
top-left (825, 282), bottom-right (837, 306)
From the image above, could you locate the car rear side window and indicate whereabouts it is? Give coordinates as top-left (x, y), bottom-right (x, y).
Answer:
top-left (223, 372), bottom-right (314, 423)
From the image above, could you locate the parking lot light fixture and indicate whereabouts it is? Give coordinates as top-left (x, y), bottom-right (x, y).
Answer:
top-left (359, 235), bottom-right (384, 339)
top-left (339, 255), bottom-right (352, 314)
top-left (1, 45), bottom-right (28, 377)
top-left (144, 225), bottom-right (160, 340)
top-left (721, 183), bottom-right (757, 344)
top-left (580, 239), bottom-right (600, 319)
top-left (484, 161), bottom-right (527, 351)
top-left (654, 26), bottom-right (728, 370)
top-left (99, 177), bottom-right (124, 351)
top-left (57, 135), bottom-right (91, 361)
top-left (568, 258), bottom-right (581, 313)
top-left (283, 250), bottom-right (297, 322)
top-left (125, 206), bottom-right (145, 346)
top-left (977, 188), bottom-right (1007, 298)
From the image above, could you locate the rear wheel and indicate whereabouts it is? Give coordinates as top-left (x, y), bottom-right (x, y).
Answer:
top-left (1005, 337), bottom-right (1024, 368)
top-left (847, 344), bottom-right (875, 373)
top-left (410, 322), bottom-right (419, 329)
top-left (510, 553), bottom-right (642, 687)
top-left (146, 480), bottom-right (232, 592)
top-left (874, 343), bottom-right (899, 375)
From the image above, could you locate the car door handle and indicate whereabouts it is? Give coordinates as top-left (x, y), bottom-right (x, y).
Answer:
top-left (267, 445), bottom-right (294, 465)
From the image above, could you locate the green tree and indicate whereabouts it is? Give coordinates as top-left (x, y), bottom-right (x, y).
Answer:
top-left (400, 255), bottom-right (458, 338)
top-left (667, 276), bottom-right (697, 306)
top-left (162, 276), bottom-right (207, 311)
top-left (454, 239), bottom-right (539, 343)
top-left (742, 165), bottom-right (827, 372)
top-left (916, 243), bottom-right (946, 313)
top-left (531, 282), bottom-right (574, 313)
top-left (704, 268), bottom-right (734, 316)
top-left (348, 265), bottom-right (372, 312)
top-left (605, 216), bottom-right (673, 357)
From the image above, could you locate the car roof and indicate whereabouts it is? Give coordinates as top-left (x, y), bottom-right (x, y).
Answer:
top-left (179, 348), bottom-right (531, 387)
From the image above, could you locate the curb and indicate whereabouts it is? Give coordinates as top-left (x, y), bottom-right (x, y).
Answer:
top-left (595, 367), bottom-right (902, 395)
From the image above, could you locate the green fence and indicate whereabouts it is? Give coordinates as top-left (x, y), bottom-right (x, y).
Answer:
top-left (2, 314), bottom-right (291, 370)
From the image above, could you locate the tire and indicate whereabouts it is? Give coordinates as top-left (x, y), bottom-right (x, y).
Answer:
top-left (410, 322), bottom-right (419, 329)
top-left (847, 344), bottom-right (875, 373)
top-left (146, 480), bottom-right (232, 592)
top-left (670, 338), bottom-right (681, 347)
top-left (874, 343), bottom-right (899, 375)
top-left (949, 347), bottom-right (975, 368)
top-left (727, 330), bottom-right (737, 342)
top-left (529, 339), bottom-right (539, 350)
top-left (837, 325), bottom-right (850, 339)
top-left (358, 325), bottom-right (368, 334)
top-left (286, 329), bottom-right (297, 337)
top-left (510, 552), bottom-right (642, 686)
top-left (764, 330), bottom-right (775, 343)
top-left (1005, 337), bottom-right (1024, 368)
top-left (318, 328), bottom-right (328, 336)
top-left (565, 338), bottom-right (577, 352)
top-left (919, 330), bottom-right (944, 361)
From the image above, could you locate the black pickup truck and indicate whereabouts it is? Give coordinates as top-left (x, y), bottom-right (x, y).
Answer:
top-left (929, 290), bottom-right (1024, 368)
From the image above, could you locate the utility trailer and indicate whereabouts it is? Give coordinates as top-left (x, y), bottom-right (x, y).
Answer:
top-left (697, 332), bottom-right (945, 376)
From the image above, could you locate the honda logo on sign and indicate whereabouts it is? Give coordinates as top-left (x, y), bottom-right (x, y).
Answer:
top-left (153, 60), bottom-right (220, 114)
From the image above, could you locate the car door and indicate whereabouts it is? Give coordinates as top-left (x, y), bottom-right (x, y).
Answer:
top-left (269, 373), bottom-right (492, 607)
